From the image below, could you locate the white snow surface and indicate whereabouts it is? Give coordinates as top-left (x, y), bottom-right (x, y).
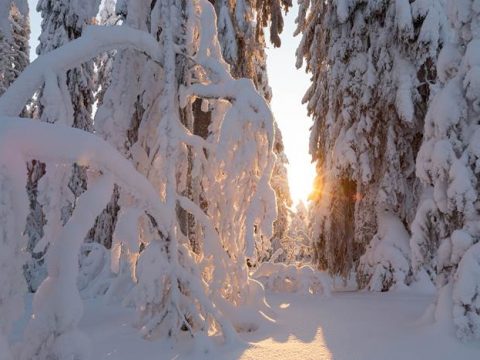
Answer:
top-left (12, 290), bottom-right (479, 360)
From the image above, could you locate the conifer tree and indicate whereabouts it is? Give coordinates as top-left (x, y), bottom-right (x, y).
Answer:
top-left (0, 0), bottom-right (29, 95)
top-left (269, 126), bottom-right (293, 260)
top-left (91, 0), bottom-right (293, 262)
top-left (296, 0), bottom-right (447, 288)
top-left (211, 0), bottom-right (293, 262)
top-left (0, 0), bottom-right (278, 354)
top-left (24, 0), bottom-right (100, 292)
top-left (413, 0), bottom-right (480, 341)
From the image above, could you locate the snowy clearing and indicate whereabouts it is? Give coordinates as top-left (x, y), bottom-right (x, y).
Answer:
top-left (14, 291), bottom-right (476, 360)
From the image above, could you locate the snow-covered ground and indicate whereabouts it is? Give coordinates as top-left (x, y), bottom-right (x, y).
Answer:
top-left (15, 290), bottom-right (474, 360)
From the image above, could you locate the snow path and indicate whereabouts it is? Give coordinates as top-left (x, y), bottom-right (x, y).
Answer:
top-left (74, 291), bottom-right (480, 359)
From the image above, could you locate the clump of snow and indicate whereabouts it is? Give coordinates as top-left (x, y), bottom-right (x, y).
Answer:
top-left (395, 0), bottom-right (414, 38)
top-left (437, 43), bottom-right (462, 82)
top-left (77, 242), bottom-right (113, 298)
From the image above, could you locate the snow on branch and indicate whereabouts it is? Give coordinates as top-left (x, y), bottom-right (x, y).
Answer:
top-left (19, 174), bottom-right (115, 360)
top-left (0, 116), bottom-right (169, 224)
top-left (0, 25), bottom-right (163, 117)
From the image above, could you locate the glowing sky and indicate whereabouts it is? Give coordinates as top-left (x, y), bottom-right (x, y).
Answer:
top-left (266, 7), bottom-right (316, 205)
top-left (27, 1), bottom-right (316, 206)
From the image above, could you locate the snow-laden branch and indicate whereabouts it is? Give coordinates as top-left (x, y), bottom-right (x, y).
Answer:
top-left (0, 117), bottom-right (169, 226)
top-left (0, 25), bottom-right (163, 117)
top-left (181, 0), bottom-right (275, 150)
top-left (245, 157), bottom-right (277, 257)
top-left (19, 174), bottom-right (115, 360)
top-left (176, 195), bottom-right (230, 263)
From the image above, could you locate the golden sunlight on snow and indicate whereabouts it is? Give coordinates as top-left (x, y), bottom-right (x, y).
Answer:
top-left (240, 330), bottom-right (333, 360)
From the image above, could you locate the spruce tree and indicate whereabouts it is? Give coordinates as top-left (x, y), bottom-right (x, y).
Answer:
top-left (92, 0), bottom-right (293, 263)
top-left (296, 0), bottom-right (447, 288)
top-left (0, 0), bottom-right (29, 95)
top-left (413, 0), bottom-right (480, 341)
top-left (212, 0), bottom-right (293, 263)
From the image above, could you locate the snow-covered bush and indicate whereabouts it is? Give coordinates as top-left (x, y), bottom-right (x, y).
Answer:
top-left (253, 263), bottom-right (331, 296)
top-left (410, 190), bottom-right (448, 281)
top-left (358, 211), bottom-right (411, 291)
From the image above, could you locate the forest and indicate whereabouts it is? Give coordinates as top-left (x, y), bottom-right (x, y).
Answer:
top-left (0, 0), bottom-right (480, 359)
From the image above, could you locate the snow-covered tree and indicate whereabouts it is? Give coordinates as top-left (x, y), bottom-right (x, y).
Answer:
top-left (0, 159), bottom-right (29, 360)
top-left (412, 0), bottom-right (480, 341)
top-left (0, 33), bottom-right (8, 95)
top-left (296, 0), bottom-right (448, 289)
top-left (90, 0), bottom-right (170, 298)
top-left (0, 0), bottom-right (281, 347)
top-left (94, 0), bottom-right (118, 106)
top-left (213, 0), bottom-right (293, 264)
top-left (88, 0), bottom-right (293, 266)
top-left (8, 2), bottom-right (29, 81)
top-left (289, 201), bottom-right (311, 262)
top-left (214, 0), bottom-right (291, 83)
top-left (0, 0), bottom-right (29, 95)
top-left (0, 2), bottom-right (280, 355)
top-left (36, 0), bottom-right (99, 129)
top-left (24, 0), bottom-right (100, 292)
top-left (86, 0), bottom-right (120, 250)
top-left (269, 124), bottom-right (293, 259)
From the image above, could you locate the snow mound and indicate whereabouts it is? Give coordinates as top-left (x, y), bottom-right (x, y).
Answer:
top-left (253, 263), bottom-right (331, 296)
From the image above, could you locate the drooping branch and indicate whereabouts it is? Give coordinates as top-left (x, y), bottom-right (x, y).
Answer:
top-left (0, 116), bottom-right (169, 227)
top-left (0, 25), bottom-right (163, 117)
top-left (19, 174), bottom-right (115, 360)
top-left (176, 195), bottom-right (230, 263)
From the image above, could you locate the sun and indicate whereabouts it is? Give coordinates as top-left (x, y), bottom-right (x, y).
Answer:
top-left (287, 159), bottom-right (316, 206)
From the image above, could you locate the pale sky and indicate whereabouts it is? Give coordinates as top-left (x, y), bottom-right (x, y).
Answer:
top-left (27, 1), bottom-right (315, 205)
top-left (266, 7), bottom-right (316, 205)
top-left (28, 1), bottom-right (39, 60)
